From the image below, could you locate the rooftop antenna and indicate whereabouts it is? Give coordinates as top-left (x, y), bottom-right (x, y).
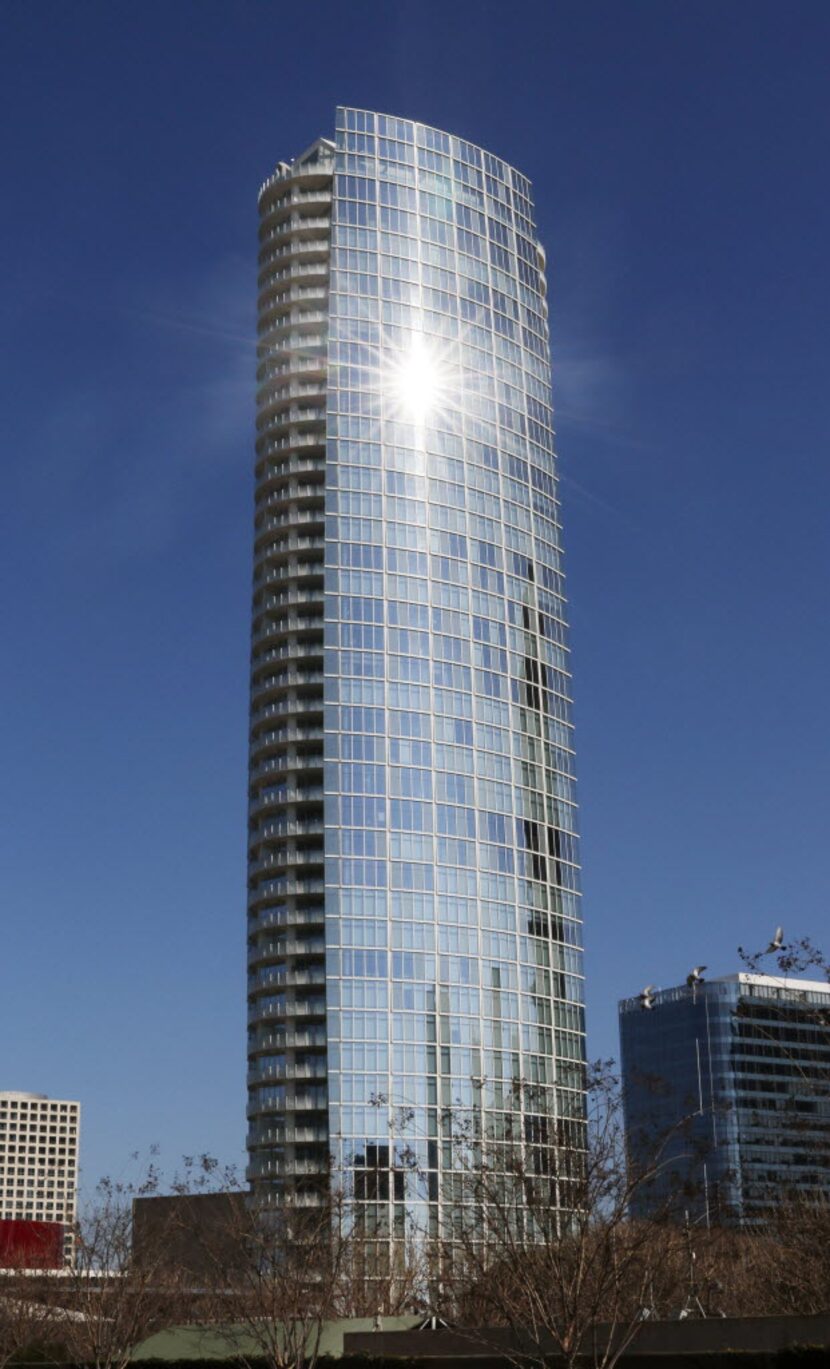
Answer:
top-left (677, 1211), bottom-right (707, 1320)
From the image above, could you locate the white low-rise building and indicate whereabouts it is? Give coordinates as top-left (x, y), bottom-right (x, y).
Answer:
top-left (0, 1091), bottom-right (80, 1263)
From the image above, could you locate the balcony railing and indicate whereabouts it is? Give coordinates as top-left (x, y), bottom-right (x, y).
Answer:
top-left (248, 912), bottom-right (326, 945)
top-left (257, 443), bottom-right (328, 465)
top-left (248, 851), bottom-right (325, 880)
top-left (253, 815), bottom-right (324, 838)
top-left (250, 707), bottom-right (324, 740)
top-left (253, 538), bottom-right (325, 566)
top-left (251, 619), bottom-right (324, 648)
top-left (247, 1060), bottom-right (328, 1085)
top-left (255, 486), bottom-right (325, 514)
top-left (248, 876), bottom-right (326, 905)
top-left (252, 664), bottom-right (324, 688)
top-left (259, 190), bottom-right (332, 225)
top-left (255, 387), bottom-right (326, 411)
top-left (257, 355), bottom-right (328, 384)
top-left (249, 935), bottom-right (327, 961)
top-left (257, 406), bottom-right (327, 432)
top-left (254, 562), bottom-right (325, 588)
top-left (259, 215), bottom-right (331, 246)
top-left (256, 583), bottom-right (323, 606)
top-left (248, 783), bottom-right (324, 807)
top-left (250, 722), bottom-right (324, 744)
top-left (250, 1026), bottom-right (327, 1051)
top-left (259, 238), bottom-right (329, 269)
top-left (248, 997), bottom-right (327, 1022)
top-left (258, 324), bottom-right (326, 349)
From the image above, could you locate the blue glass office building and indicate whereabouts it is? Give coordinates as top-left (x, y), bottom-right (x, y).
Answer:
top-left (248, 109), bottom-right (585, 1236)
top-left (620, 974), bottom-right (830, 1225)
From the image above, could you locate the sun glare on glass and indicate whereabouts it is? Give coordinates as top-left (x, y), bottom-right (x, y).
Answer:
top-left (389, 332), bottom-right (447, 426)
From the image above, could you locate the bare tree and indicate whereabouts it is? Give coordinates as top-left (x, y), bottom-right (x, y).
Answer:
top-left (199, 1189), bottom-right (351, 1369)
top-left (439, 1064), bottom-right (693, 1369)
top-left (331, 1215), bottom-right (427, 1320)
top-left (46, 1162), bottom-right (198, 1369)
top-left (0, 1276), bottom-right (61, 1369)
top-left (738, 1193), bottom-right (830, 1315)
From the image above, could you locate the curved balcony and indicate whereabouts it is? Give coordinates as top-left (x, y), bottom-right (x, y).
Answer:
top-left (248, 997), bottom-right (327, 1025)
top-left (258, 241), bottom-right (329, 276)
top-left (256, 458), bottom-right (326, 488)
top-left (256, 398), bottom-right (327, 432)
top-left (249, 1024), bottom-right (327, 1053)
top-left (246, 1157), bottom-right (328, 1182)
top-left (249, 154), bottom-right (332, 1199)
top-left (253, 465), bottom-right (325, 494)
top-left (250, 965), bottom-right (326, 994)
top-left (249, 780), bottom-right (323, 807)
top-left (259, 256), bottom-right (329, 284)
top-left (250, 616), bottom-right (324, 651)
top-left (258, 271), bottom-right (328, 308)
top-left (247, 1122), bottom-right (329, 1150)
top-left (258, 214), bottom-right (331, 250)
top-left (249, 699), bottom-right (324, 733)
top-left (257, 287), bottom-right (329, 331)
top-left (255, 581), bottom-right (324, 605)
top-left (248, 876), bottom-right (326, 909)
top-left (248, 934), bottom-right (327, 965)
top-left (249, 754), bottom-right (323, 790)
top-left (251, 679), bottom-right (324, 714)
top-left (247, 1063), bottom-right (328, 1091)
top-left (252, 663), bottom-right (324, 690)
top-left (248, 844), bottom-right (325, 876)
top-left (257, 339), bottom-right (327, 370)
top-left (259, 188), bottom-right (333, 230)
top-left (249, 720), bottom-right (324, 746)
top-left (253, 561), bottom-right (324, 590)
top-left (254, 486), bottom-right (325, 519)
top-left (247, 1091), bottom-right (328, 1121)
top-left (256, 356), bottom-right (327, 390)
top-left (248, 904), bottom-right (326, 935)
top-left (250, 659), bottom-right (325, 700)
top-left (254, 386), bottom-right (327, 419)
top-left (261, 304), bottom-right (328, 329)
top-left (252, 537), bottom-right (325, 571)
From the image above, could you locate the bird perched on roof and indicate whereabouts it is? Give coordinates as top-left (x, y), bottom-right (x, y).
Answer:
top-left (766, 926), bottom-right (785, 953)
top-left (639, 985), bottom-right (657, 1010)
top-left (686, 966), bottom-right (707, 987)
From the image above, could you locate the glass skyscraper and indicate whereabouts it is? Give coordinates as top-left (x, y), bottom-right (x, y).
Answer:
top-left (620, 973), bottom-right (830, 1225)
top-left (247, 109), bottom-right (585, 1239)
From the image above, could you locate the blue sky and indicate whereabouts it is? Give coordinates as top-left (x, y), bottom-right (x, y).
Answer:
top-left (2, 0), bottom-right (829, 1190)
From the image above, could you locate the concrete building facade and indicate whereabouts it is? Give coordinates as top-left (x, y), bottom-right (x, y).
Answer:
top-left (0, 1091), bottom-right (80, 1264)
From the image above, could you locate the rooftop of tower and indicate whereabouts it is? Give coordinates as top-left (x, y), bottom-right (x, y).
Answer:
top-left (258, 138), bottom-right (336, 202)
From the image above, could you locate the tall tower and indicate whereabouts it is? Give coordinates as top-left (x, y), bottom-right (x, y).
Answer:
top-left (247, 110), bottom-right (585, 1238)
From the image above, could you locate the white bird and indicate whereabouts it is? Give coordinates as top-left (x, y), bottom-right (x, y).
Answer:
top-left (686, 966), bottom-right (707, 987)
top-left (766, 926), bottom-right (785, 953)
top-left (639, 985), bottom-right (657, 1010)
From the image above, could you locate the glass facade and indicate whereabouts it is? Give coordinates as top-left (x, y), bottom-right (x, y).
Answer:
top-left (248, 109), bottom-right (585, 1236)
top-left (620, 974), bottom-right (830, 1225)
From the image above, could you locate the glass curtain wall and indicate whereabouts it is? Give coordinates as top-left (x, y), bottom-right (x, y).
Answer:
top-left (323, 109), bottom-right (584, 1243)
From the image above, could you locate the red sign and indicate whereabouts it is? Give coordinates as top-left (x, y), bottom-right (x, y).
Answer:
top-left (0, 1218), bottom-right (63, 1268)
